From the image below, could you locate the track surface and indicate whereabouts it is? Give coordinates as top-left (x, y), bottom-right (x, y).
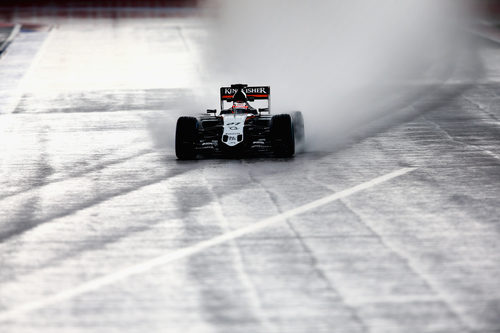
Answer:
top-left (0, 17), bottom-right (500, 333)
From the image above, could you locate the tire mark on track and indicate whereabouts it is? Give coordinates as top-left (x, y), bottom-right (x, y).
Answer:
top-left (0, 128), bottom-right (52, 282)
top-left (0, 149), bottom-right (154, 201)
top-left (0, 163), bottom-right (193, 243)
top-left (0, 161), bottom-right (275, 286)
top-left (13, 89), bottom-right (191, 114)
top-left (0, 160), bottom-right (210, 285)
top-left (424, 117), bottom-right (500, 162)
top-left (169, 164), bottom-right (265, 330)
top-left (463, 95), bottom-right (500, 122)
top-left (201, 164), bottom-right (273, 332)
top-left (0, 167), bottom-right (416, 322)
top-left (244, 160), bottom-right (369, 333)
top-left (308, 175), bottom-right (472, 332)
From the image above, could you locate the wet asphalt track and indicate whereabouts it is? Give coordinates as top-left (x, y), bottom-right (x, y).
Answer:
top-left (0, 16), bottom-right (500, 333)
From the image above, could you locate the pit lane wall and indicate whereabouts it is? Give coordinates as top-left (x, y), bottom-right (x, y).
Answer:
top-left (0, 0), bottom-right (200, 20)
top-left (0, 0), bottom-right (198, 7)
top-left (475, 0), bottom-right (500, 20)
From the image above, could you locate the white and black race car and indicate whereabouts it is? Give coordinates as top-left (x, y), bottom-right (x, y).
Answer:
top-left (175, 84), bottom-right (304, 159)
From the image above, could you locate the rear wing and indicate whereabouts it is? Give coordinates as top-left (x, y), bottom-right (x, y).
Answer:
top-left (220, 85), bottom-right (270, 111)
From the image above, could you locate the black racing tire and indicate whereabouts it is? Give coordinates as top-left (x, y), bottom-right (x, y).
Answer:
top-left (270, 114), bottom-right (295, 157)
top-left (175, 116), bottom-right (198, 160)
top-left (291, 111), bottom-right (305, 151)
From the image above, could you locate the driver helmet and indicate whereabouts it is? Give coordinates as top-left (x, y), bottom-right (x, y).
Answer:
top-left (232, 90), bottom-right (248, 112)
top-left (232, 89), bottom-right (247, 102)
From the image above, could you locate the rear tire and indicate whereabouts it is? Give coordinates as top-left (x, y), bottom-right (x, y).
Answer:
top-left (270, 114), bottom-right (295, 157)
top-left (291, 111), bottom-right (305, 151)
top-left (175, 116), bottom-right (198, 160)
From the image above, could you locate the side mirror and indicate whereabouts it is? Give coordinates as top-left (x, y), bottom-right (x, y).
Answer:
top-left (207, 109), bottom-right (216, 114)
top-left (259, 108), bottom-right (270, 113)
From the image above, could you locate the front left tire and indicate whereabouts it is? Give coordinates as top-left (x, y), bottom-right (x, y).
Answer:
top-left (175, 116), bottom-right (198, 160)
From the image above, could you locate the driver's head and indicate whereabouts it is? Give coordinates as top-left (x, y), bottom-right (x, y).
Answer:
top-left (232, 89), bottom-right (247, 103)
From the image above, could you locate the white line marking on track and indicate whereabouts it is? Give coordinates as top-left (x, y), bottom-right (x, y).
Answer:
top-left (0, 167), bottom-right (417, 322)
top-left (6, 28), bottom-right (54, 114)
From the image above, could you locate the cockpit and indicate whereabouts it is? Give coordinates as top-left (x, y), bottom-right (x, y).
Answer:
top-left (220, 101), bottom-right (257, 114)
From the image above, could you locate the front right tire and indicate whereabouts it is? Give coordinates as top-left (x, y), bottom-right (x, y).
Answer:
top-left (270, 114), bottom-right (295, 157)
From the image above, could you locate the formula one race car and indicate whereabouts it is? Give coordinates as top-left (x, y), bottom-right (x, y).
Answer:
top-left (175, 84), bottom-right (304, 159)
